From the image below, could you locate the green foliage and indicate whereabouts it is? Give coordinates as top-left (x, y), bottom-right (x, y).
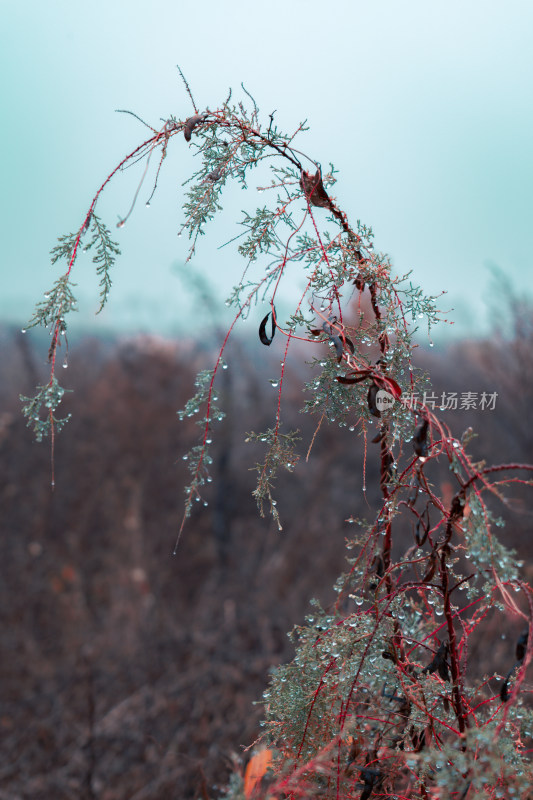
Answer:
top-left (245, 428), bottom-right (301, 530)
top-left (20, 377), bottom-right (71, 441)
top-left (25, 74), bottom-right (533, 799)
top-left (176, 364), bottom-right (226, 531)
top-left (26, 274), bottom-right (77, 332)
top-left (82, 213), bottom-right (121, 312)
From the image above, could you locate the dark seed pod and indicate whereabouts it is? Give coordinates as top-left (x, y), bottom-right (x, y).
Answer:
top-left (516, 630), bottom-right (528, 662)
top-left (421, 551), bottom-right (437, 583)
top-left (411, 727), bottom-right (428, 752)
top-left (354, 272), bottom-right (365, 291)
top-left (422, 641), bottom-right (450, 681)
top-left (330, 335), bottom-right (343, 361)
top-left (343, 335), bottom-right (355, 354)
top-left (299, 169), bottom-right (332, 209)
top-left (413, 418), bottom-right (429, 457)
top-left (449, 494), bottom-right (465, 522)
top-left (259, 308), bottom-right (276, 346)
top-left (359, 767), bottom-right (382, 800)
top-left (377, 375), bottom-right (402, 399)
top-left (336, 369), bottom-right (371, 385)
top-left (183, 113), bottom-right (207, 142)
top-left (415, 509), bottom-right (430, 546)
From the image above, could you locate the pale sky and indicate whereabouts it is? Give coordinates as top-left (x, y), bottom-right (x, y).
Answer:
top-left (2, 0), bottom-right (532, 342)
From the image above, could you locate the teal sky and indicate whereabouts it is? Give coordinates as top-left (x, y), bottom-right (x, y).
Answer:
top-left (2, 0), bottom-right (532, 342)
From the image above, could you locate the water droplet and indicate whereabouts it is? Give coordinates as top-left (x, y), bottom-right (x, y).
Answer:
top-left (62, 359), bottom-right (68, 369)
top-left (83, 244), bottom-right (90, 252)
top-left (145, 201), bottom-right (151, 207)
top-left (116, 220), bottom-right (125, 229)
top-left (418, 313), bottom-right (424, 319)
top-left (203, 501), bottom-right (208, 507)
top-left (205, 437), bottom-right (212, 444)
top-left (21, 328), bottom-right (26, 334)
top-left (222, 363), bottom-right (228, 369)
top-left (177, 231), bottom-right (183, 238)
top-left (270, 380), bottom-right (279, 388)
top-left (51, 480), bottom-right (55, 489)
top-left (44, 293), bottom-right (50, 299)
top-left (182, 455), bottom-right (188, 461)
top-left (349, 426), bottom-right (355, 432)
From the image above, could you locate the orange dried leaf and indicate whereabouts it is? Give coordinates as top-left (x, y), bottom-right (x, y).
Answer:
top-left (244, 748), bottom-right (272, 797)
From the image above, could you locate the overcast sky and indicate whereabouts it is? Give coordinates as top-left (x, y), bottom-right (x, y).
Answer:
top-left (2, 0), bottom-right (532, 343)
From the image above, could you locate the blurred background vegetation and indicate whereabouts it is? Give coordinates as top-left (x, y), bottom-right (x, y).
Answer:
top-left (1, 289), bottom-right (532, 798)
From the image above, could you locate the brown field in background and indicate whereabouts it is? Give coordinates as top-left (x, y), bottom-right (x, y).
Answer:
top-left (1, 312), bottom-right (532, 799)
